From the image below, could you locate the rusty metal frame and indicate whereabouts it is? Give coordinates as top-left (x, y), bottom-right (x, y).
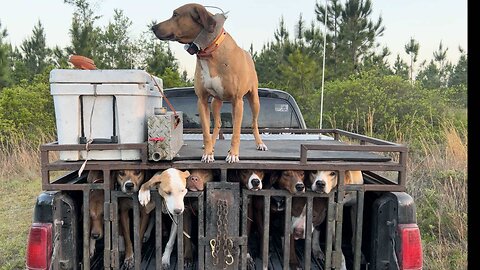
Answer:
top-left (39, 128), bottom-right (407, 269)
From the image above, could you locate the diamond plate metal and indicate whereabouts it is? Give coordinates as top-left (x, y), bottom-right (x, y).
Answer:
top-left (147, 111), bottom-right (183, 160)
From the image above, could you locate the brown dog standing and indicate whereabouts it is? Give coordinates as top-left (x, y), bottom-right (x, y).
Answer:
top-left (86, 170), bottom-right (105, 259)
top-left (115, 169), bottom-right (151, 268)
top-left (151, 3), bottom-right (268, 163)
top-left (184, 169), bottom-right (214, 267)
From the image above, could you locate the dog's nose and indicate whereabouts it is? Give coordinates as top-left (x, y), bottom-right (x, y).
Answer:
top-left (125, 182), bottom-right (134, 190)
top-left (173, 208), bottom-right (183, 215)
top-left (91, 233), bottom-right (101, 240)
top-left (190, 176), bottom-right (199, 182)
top-left (295, 182), bottom-right (305, 192)
top-left (252, 178), bottom-right (260, 187)
top-left (316, 180), bottom-right (326, 189)
top-left (151, 25), bottom-right (156, 32)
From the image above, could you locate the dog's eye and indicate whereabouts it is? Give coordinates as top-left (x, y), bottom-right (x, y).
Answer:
top-left (329, 172), bottom-right (336, 176)
top-left (134, 170), bottom-right (141, 175)
top-left (118, 171), bottom-right (125, 176)
top-left (165, 191), bottom-right (171, 195)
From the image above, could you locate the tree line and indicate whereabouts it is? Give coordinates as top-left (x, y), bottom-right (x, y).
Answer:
top-left (0, 0), bottom-right (467, 146)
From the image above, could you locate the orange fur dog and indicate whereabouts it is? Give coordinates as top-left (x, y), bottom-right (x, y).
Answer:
top-left (115, 169), bottom-right (151, 268)
top-left (151, 3), bottom-right (268, 163)
top-left (184, 169), bottom-right (214, 267)
top-left (86, 170), bottom-right (104, 258)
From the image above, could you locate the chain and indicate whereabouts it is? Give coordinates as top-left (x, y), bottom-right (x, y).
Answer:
top-left (210, 199), bottom-right (234, 269)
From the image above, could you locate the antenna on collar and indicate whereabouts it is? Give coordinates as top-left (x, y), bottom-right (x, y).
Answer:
top-left (204, 5), bottom-right (229, 17)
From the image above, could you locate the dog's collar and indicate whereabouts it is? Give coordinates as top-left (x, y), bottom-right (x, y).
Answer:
top-left (92, 178), bottom-right (103, 184)
top-left (195, 28), bottom-right (227, 58)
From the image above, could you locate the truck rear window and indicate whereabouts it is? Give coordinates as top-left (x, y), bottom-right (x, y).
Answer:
top-left (166, 96), bottom-right (302, 129)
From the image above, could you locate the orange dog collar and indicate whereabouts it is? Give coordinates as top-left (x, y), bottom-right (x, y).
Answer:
top-left (197, 28), bottom-right (227, 58)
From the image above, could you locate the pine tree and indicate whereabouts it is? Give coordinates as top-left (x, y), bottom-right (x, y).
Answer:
top-left (448, 46), bottom-right (467, 87)
top-left (97, 9), bottom-right (138, 69)
top-left (404, 37), bottom-right (419, 84)
top-left (64, 0), bottom-right (101, 60)
top-left (0, 20), bottom-right (10, 89)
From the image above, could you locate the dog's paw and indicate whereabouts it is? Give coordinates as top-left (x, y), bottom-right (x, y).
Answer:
top-left (256, 143), bottom-right (268, 151)
top-left (184, 258), bottom-right (194, 268)
top-left (123, 254), bottom-right (134, 269)
top-left (201, 153), bottom-right (215, 163)
top-left (89, 240), bottom-right (96, 258)
top-left (161, 255), bottom-right (171, 269)
top-left (226, 153), bottom-right (239, 163)
top-left (138, 189), bottom-right (150, 206)
top-left (312, 247), bottom-right (325, 262)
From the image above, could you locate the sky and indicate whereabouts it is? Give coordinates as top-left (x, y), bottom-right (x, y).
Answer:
top-left (0, 0), bottom-right (468, 79)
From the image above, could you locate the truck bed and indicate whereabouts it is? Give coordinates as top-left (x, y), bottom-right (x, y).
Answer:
top-left (39, 129), bottom-right (408, 270)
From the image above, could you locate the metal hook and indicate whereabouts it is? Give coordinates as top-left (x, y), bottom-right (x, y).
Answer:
top-left (210, 239), bottom-right (216, 257)
top-left (225, 254), bottom-right (234, 265)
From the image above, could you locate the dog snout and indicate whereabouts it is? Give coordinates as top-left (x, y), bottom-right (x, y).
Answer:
top-left (190, 176), bottom-right (199, 182)
top-left (295, 182), bottom-right (305, 192)
top-left (91, 232), bottom-right (101, 240)
top-left (293, 227), bottom-right (305, 239)
top-left (124, 182), bottom-right (134, 191)
top-left (251, 178), bottom-right (261, 187)
top-left (173, 208), bottom-right (183, 215)
top-left (315, 180), bottom-right (326, 190)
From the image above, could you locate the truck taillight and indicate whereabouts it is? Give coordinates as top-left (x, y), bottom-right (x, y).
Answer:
top-left (26, 223), bottom-right (52, 270)
top-left (398, 223), bottom-right (423, 270)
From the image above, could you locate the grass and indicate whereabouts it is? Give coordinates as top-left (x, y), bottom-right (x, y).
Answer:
top-left (0, 140), bottom-right (43, 270)
top-left (406, 121), bottom-right (468, 269)
top-left (0, 123), bottom-right (468, 269)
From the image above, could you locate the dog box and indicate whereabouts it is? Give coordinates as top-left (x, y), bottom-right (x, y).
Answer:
top-left (50, 69), bottom-right (163, 161)
top-left (147, 111), bottom-right (184, 161)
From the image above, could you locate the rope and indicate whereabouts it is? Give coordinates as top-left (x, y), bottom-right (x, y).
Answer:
top-left (149, 74), bottom-right (177, 116)
top-left (78, 92), bottom-right (97, 177)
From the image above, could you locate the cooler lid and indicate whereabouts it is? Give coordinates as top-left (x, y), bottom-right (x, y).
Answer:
top-left (49, 69), bottom-right (162, 85)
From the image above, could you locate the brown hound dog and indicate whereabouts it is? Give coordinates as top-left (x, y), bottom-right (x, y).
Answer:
top-left (115, 169), bottom-right (151, 268)
top-left (151, 3), bottom-right (268, 163)
top-left (251, 170), bottom-right (306, 269)
top-left (184, 169), bottom-right (215, 267)
top-left (86, 170), bottom-right (105, 259)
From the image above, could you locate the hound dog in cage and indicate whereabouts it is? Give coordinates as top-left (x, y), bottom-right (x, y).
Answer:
top-left (86, 170), bottom-right (105, 259)
top-left (305, 170), bottom-right (365, 269)
top-left (115, 169), bottom-right (153, 268)
top-left (138, 168), bottom-right (190, 269)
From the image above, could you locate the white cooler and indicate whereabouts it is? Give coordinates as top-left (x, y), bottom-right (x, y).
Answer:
top-left (50, 69), bottom-right (163, 161)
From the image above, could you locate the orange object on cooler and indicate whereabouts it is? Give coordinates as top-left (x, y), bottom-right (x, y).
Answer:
top-left (68, 55), bottom-right (97, 70)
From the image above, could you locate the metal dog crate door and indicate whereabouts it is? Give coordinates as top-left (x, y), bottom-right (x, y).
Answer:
top-left (147, 111), bottom-right (184, 161)
top-left (50, 69), bottom-right (163, 161)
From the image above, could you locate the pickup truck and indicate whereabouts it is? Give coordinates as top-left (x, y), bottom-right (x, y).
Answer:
top-left (25, 86), bottom-right (423, 270)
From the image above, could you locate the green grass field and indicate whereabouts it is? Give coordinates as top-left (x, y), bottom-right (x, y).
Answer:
top-left (0, 177), bottom-right (41, 269)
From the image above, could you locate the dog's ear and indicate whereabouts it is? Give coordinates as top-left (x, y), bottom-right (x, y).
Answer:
top-left (141, 172), bottom-right (163, 191)
top-left (192, 6), bottom-right (216, 33)
top-left (182, 170), bottom-right (191, 180)
top-left (266, 170), bottom-right (280, 188)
